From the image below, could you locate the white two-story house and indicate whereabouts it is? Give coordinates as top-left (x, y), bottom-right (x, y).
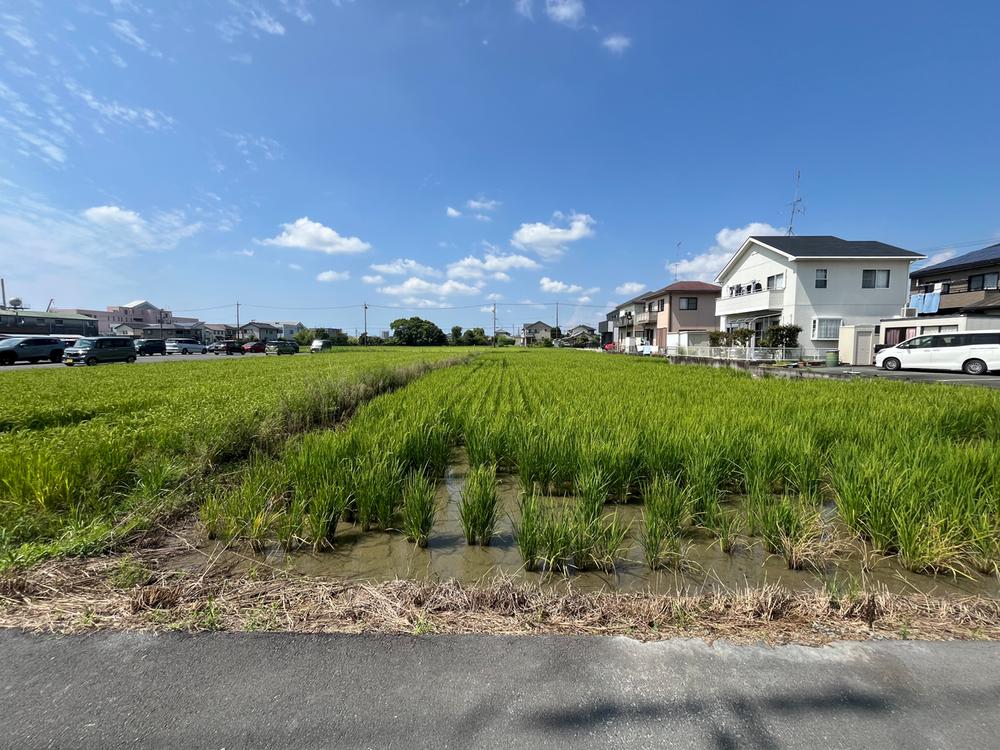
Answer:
top-left (714, 236), bottom-right (924, 353)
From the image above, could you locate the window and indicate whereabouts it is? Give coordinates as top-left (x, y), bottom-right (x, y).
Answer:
top-left (899, 335), bottom-right (935, 349)
top-left (658, 299), bottom-right (665, 312)
top-left (968, 333), bottom-right (1000, 345)
top-left (942, 281), bottom-right (952, 294)
top-left (862, 269), bottom-right (891, 288)
top-left (815, 269), bottom-right (828, 288)
top-left (766, 273), bottom-right (785, 291)
top-left (968, 272), bottom-right (999, 291)
top-left (679, 297), bottom-right (698, 310)
top-left (811, 317), bottom-right (842, 339)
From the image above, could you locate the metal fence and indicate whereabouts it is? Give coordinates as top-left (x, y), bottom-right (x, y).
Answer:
top-left (661, 345), bottom-right (839, 361)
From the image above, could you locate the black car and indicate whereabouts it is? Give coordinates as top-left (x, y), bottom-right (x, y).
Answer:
top-left (135, 339), bottom-right (167, 356)
top-left (208, 340), bottom-right (245, 356)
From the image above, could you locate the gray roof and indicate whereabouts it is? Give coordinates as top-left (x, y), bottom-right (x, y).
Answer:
top-left (753, 235), bottom-right (922, 259)
top-left (0, 309), bottom-right (95, 321)
top-left (910, 242), bottom-right (1000, 278)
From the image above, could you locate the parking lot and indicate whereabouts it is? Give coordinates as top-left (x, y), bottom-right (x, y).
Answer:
top-left (0, 351), bottom-right (278, 372)
top-left (813, 365), bottom-right (1000, 389)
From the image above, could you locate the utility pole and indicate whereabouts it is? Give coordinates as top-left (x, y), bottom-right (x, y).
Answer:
top-left (363, 302), bottom-right (368, 345)
top-left (235, 301), bottom-right (240, 340)
top-left (492, 303), bottom-right (496, 346)
top-left (555, 301), bottom-right (559, 330)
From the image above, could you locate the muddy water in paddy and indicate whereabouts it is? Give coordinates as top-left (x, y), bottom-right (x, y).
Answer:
top-left (197, 455), bottom-right (1000, 599)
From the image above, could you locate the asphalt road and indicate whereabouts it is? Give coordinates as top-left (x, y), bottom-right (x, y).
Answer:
top-left (813, 365), bottom-right (1000, 388)
top-left (1, 631), bottom-right (997, 749)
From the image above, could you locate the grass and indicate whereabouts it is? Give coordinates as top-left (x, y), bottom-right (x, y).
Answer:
top-left (8, 348), bottom-right (1000, 586)
top-left (401, 472), bottom-right (437, 548)
top-left (459, 464), bottom-right (500, 546)
top-left (0, 348), bottom-right (469, 567)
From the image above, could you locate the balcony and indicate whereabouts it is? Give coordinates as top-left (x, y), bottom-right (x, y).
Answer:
top-left (715, 288), bottom-right (785, 317)
top-left (634, 311), bottom-right (658, 326)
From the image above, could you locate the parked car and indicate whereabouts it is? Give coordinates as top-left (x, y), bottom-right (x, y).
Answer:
top-left (310, 339), bottom-right (333, 353)
top-left (265, 339), bottom-right (299, 355)
top-left (63, 337), bottom-right (137, 366)
top-left (208, 340), bottom-right (245, 356)
top-left (0, 336), bottom-right (65, 365)
top-left (135, 338), bottom-right (167, 356)
top-left (875, 331), bottom-right (1000, 375)
top-left (165, 338), bottom-right (207, 355)
top-left (242, 341), bottom-right (266, 353)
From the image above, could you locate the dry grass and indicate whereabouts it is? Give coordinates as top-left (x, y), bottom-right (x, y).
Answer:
top-left (2, 532), bottom-right (998, 644)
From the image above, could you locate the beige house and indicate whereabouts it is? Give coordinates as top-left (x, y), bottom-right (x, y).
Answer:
top-left (522, 321), bottom-right (554, 345)
top-left (612, 282), bottom-right (720, 350)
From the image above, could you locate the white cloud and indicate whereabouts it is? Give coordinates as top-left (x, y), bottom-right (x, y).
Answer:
top-left (3, 20), bottom-right (36, 53)
top-left (249, 9), bottom-right (285, 35)
top-left (446, 206), bottom-right (462, 218)
top-left (65, 80), bottom-right (174, 131)
top-left (230, 52), bottom-right (253, 64)
top-left (545, 0), bottom-right (585, 27)
top-left (361, 274), bottom-right (384, 284)
top-left (493, 272), bottom-right (511, 282)
top-left (400, 297), bottom-right (448, 309)
top-left (511, 211), bottom-right (595, 259)
top-left (378, 277), bottom-right (483, 297)
top-left (602, 34), bottom-right (631, 55)
top-left (917, 249), bottom-right (957, 269)
top-left (466, 197), bottom-right (501, 212)
top-left (259, 217), bottom-right (371, 254)
top-left (317, 270), bottom-right (350, 282)
top-left (486, 292), bottom-right (504, 301)
top-left (540, 276), bottom-right (598, 295)
top-left (577, 295), bottom-right (592, 304)
top-left (221, 131), bottom-right (282, 168)
top-left (514, 0), bottom-right (533, 19)
top-left (615, 281), bottom-right (645, 296)
top-left (447, 252), bottom-right (539, 279)
top-left (371, 258), bottom-right (441, 277)
top-left (83, 205), bottom-right (146, 231)
top-left (288, 263), bottom-right (302, 270)
top-left (236, 248), bottom-right (255, 257)
top-left (671, 221), bottom-right (784, 281)
top-left (479, 305), bottom-right (494, 313)
top-left (108, 19), bottom-right (162, 57)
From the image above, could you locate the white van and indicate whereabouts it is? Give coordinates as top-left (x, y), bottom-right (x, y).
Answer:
top-left (875, 331), bottom-right (1000, 375)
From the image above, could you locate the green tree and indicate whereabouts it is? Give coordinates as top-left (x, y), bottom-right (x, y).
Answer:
top-left (450, 325), bottom-right (463, 345)
top-left (391, 317), bottom-right (448, 346)
top-left (461, 327), bottom-right (489, 346)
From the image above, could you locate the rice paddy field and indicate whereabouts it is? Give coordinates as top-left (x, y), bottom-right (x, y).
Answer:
top-left (0, 348), bottom-right (466, 567)
top-left (3, 348), bottom-right (1000, 604)
top-left (195, 349), bottom-right (1000, 596)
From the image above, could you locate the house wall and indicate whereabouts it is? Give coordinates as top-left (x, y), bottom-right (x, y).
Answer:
top-left (790, 259), bottom-right (912, 342)
top-left (878, 314), bottom-right (1000, 345)
top-left (716, 244), bottom-right (798, 330)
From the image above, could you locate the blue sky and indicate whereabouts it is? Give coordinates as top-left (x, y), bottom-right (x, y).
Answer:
top-left (1, 0), bottom-right (998, 333)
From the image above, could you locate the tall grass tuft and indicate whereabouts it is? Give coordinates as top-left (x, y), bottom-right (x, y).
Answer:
top-left (401, 472), bottom-right (437, 548)
top-left (459, 464), bottom-right (500, 546)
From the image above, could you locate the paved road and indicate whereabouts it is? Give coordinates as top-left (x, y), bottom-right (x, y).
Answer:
top-left (0, 351), bottom-right (283, 372)
top-left (2, 631), bottom-right (997, 749)
top-left (813, 365), bottom-right (1000, 389)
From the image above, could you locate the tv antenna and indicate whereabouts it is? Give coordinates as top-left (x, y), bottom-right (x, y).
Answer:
top-left (786, 170), bottom-right (805, 235)
top-left (672, 242), bottom-right (681, 280)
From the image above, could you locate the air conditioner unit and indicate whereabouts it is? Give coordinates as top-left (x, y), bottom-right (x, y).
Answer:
top-left (901, 307), bottom-right (918, 318)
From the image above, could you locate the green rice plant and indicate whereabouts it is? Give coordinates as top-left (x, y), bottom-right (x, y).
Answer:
top-left (513, 491), bottom-right (544, 571)
top-left (586, 512), bottom-right (631, 573)
top-left (401, 472), bottom-right (438, 548)
top-left (969, 513), bottom-right (1000, 577)
top-left (893, 506), bottom-right (971, 577)
top-left (756, 496), bottom-right (828, 570)
top-left (303, 482), bottom-right (349, 552)
top-left (711, 508), bottom-right (744, 554)
top-left (275, 494), bottom-right (305, 552)
top-left (459, 464), bottom-right (500, 546)
top-left (642, 475), bottom-right (692, 535)
top-left (575, 466), bottom-right (611, 523)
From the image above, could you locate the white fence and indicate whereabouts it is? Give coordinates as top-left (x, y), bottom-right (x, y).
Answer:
top-left (661, 345), bottom-right (839, 362)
